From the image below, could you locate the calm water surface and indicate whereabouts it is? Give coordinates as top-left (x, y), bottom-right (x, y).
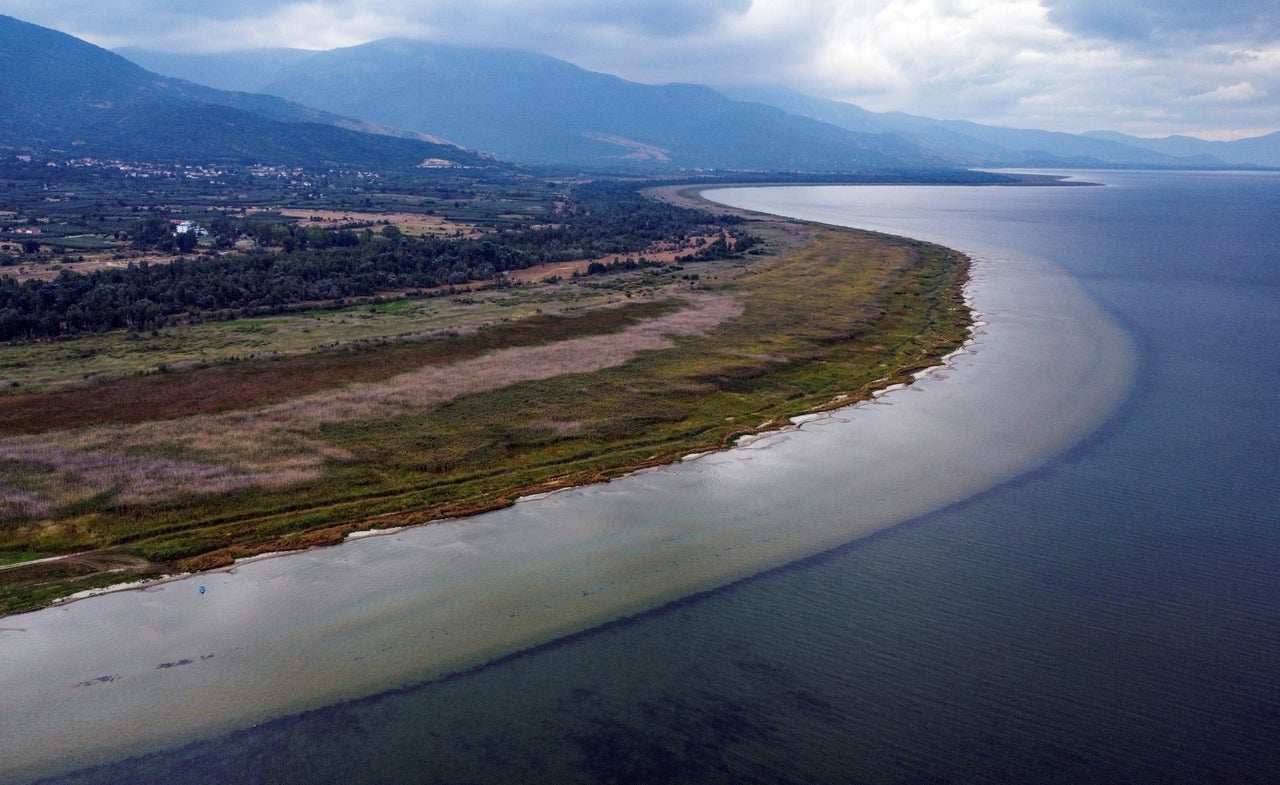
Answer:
top-left (15, 171), bottom-right (1280, 784)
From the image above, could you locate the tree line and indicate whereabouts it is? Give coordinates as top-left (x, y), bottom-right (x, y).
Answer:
top-left (0, 182), bottom-right (755, 340)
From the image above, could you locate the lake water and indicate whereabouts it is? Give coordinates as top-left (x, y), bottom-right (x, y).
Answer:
top-left (6, 171), bottom-right (1279, 784)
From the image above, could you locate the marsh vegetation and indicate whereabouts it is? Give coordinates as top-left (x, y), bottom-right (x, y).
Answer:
top-left (0, 169), bottom-right (969, 614)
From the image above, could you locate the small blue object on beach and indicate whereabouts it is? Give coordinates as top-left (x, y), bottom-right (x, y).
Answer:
top-left (199, 585), bottom-right (205, 595)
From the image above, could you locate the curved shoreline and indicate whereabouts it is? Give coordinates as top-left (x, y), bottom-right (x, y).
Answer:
top-left (43, 295), bottom-right (984, 609)
top-left (1, 208), bottom-right (965, 600)
top-left (0, 187), bottom-right (1136, 782)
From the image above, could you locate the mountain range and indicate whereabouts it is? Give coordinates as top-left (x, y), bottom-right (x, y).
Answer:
top-left (3, 14), bottom-right (1276, 173)
top-left (1082, 129), bottom-right (1280, 168)
top-left (120, 40), bottom-right (1280, 171)
top-left (0, 15), bottom-right (488, 169)
top-left (124, 40), bottom-right (940, 172)
top-left (723, 86), bottom-right (1280, 169)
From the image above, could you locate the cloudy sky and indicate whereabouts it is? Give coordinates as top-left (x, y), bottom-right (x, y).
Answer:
top-left (4, 0), bottom-right (1277, 140)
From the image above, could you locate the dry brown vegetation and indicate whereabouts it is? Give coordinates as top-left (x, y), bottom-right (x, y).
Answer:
top-left (504, 232), bottom-right (729, 283)
top-left (0, 203), bottom-right (971, 614)
top-left (4, 250), bottom-right (182, 283)
top-left (267, 208), bottom-right (478, 238)
top-left (0, 294), bottom-right (742, 513)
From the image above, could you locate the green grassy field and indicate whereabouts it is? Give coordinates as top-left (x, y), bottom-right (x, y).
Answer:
top-left (0, 212), bottom-right (970, 614)
top-left (0, 273), bottom-right (680, 393)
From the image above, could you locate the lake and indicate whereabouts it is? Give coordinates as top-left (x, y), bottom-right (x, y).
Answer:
top-left (6, 170), bottom-right (1278, 784)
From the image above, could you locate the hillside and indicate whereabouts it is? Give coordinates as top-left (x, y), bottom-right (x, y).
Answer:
top-left (120, 39), bottom-right (1280, 171)
top-left (121, 39), bottom-right (945, 171)
top-left (721, 86), bottom-right (1243, 169)
top-left (1084, 130), bottom-right (1280, 168)
top-left (0, 16), bottom-right (488, 168)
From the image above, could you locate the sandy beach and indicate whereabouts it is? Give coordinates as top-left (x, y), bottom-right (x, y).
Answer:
top-left (0, 189), bottom-right (1136, 782)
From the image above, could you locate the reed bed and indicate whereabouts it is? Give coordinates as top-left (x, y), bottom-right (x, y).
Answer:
top-left (0, 220), bottom-right (970, 613)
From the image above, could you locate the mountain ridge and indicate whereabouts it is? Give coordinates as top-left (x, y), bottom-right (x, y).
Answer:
top-left (1083, 129), bottom-right (1280, 168)
top-left (120, 38), bottom-right (947, 171)
top-left (0, 15), bottom-right (490, 169)
top-left (7, 13), bottom-right (1274, 173)
top-left (119, 39), bottom-right (1279, 170)
top-left (718, 86), bottom-right (1264, 169)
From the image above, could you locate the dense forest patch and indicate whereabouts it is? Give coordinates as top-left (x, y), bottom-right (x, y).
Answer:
top-left (0, 180), bottom-right (753, 340)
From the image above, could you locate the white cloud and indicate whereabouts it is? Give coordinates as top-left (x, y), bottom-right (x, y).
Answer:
top-left (806, 1), bottom-right (1067, 104)
top-left (1185, 82), bottom-right (1263, 104)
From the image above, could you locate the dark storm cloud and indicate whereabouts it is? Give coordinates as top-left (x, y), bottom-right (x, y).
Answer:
top-left (1, 0), bottom-right (754, 50)
top-left (531, 0), bottom-right (752, 37)
top-left (1043, 0), bottom-right (1280, 44)
top-left (1, 0), bottom-right (254, 45)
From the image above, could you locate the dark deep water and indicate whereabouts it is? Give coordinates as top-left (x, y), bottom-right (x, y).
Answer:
top-left (34, 171), bottom-right (1280, 784)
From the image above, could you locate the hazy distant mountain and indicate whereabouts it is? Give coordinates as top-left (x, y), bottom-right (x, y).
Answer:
top-left (904, 118), bottom-right (1226, 167)
top-left (0, 16), bottom-right (488, 168)
top-left (126, 38), bottom-right (1270, 172)
top-left (114, 47), bottom-right (319, 94)
top-left (120, 39), bottom-right (945, 171)
top-left (719, 86), bottom-right (1016, 165)
top-left (1084, 130), bottom-right (1280, 168)
top-left (722, 86), bottom-right (1240, 169)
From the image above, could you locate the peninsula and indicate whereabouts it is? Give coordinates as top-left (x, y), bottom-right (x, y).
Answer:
top-left (0, 176), bottom-right (970, 614)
